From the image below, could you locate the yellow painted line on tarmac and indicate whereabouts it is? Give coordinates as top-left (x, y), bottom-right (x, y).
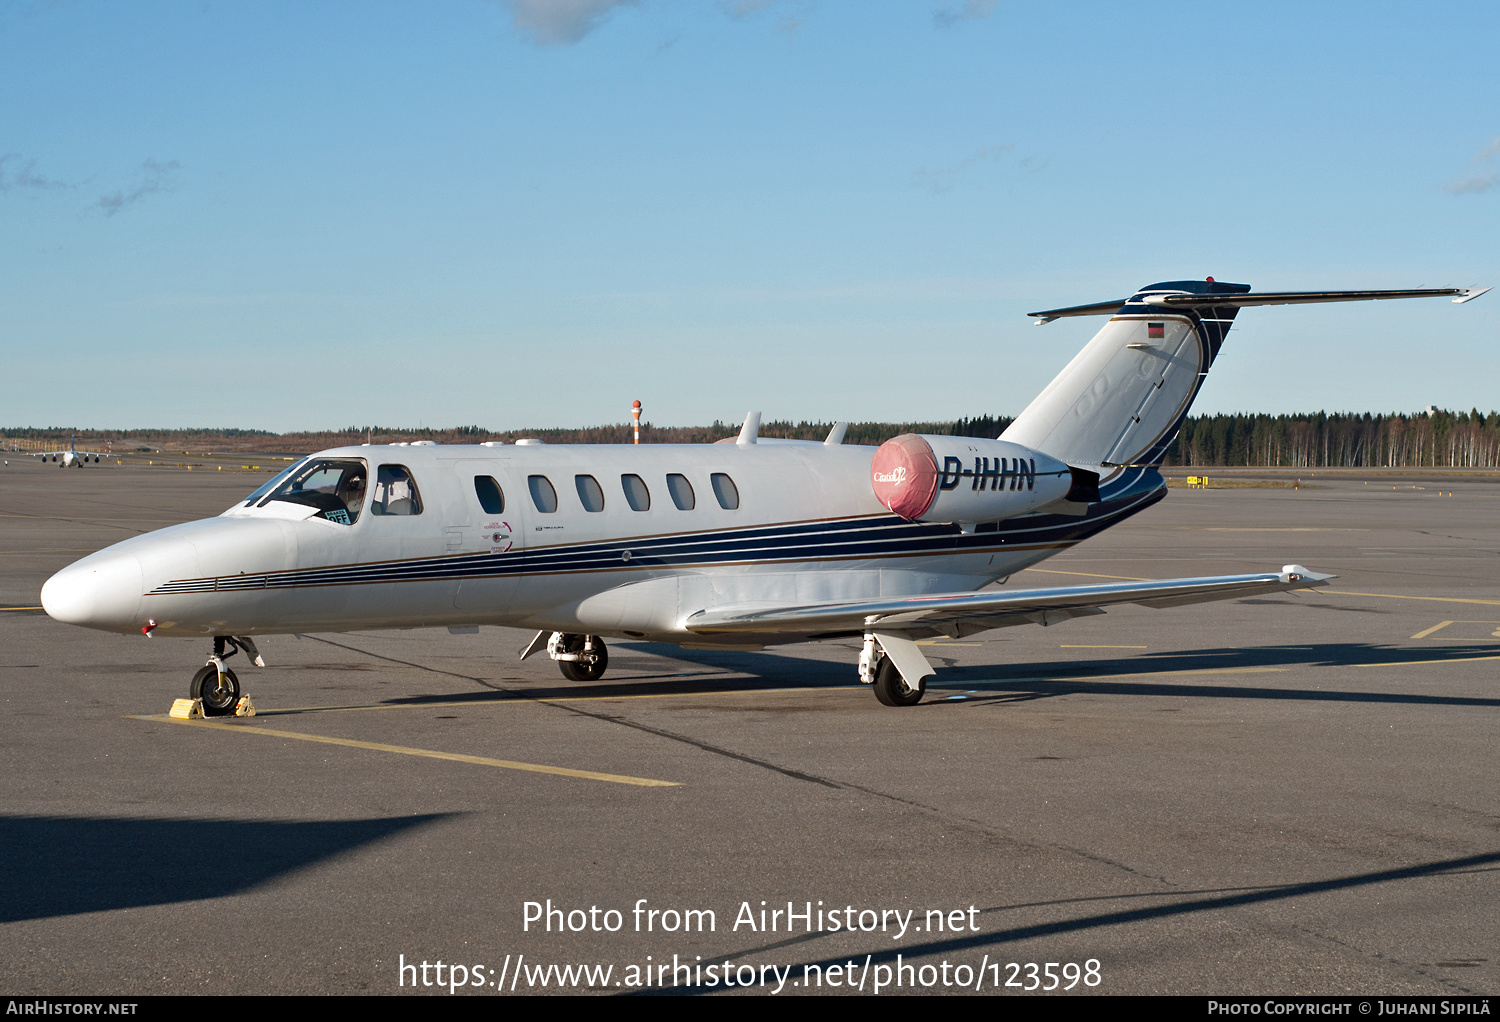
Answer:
top-left (916, 639), bottom-right (982, 646)
top-left (1020, 568), bottom-right (1151, 582)
top-left (0, 549), bottom-right (103, 554)
top-left (0, 514), bottom-right (186, 522)
top-left (1014, 665), bottom-right (1287, 683)
top-left (133, 715), bottom-right (679, 787)
top-left (1357, 654), bottom-right (1500, 669)
top-left (237, 685), bottom-right (850, 717)
top-left (1325, 590), bottom-right (1500, 607)
top-left (0, 606), bottom-right (43, 611)
top-left (1411, 621), bottom-right (1455, 639)
top-left (1137, 526), bottom-right (1369, 532)
top-left (1060, 644), bottom-right (1148, 649)
top-left (1191, 527), bottom-right (1369, 532)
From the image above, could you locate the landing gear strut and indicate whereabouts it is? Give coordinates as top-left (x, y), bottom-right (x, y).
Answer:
top-left (190, 636), bottom-right (263, 716)
top-left (546, 632), bottom-right (609, 682)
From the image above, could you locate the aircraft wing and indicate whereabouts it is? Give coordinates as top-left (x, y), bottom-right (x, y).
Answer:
top-left (684, 565), bottom-right (1333, 638)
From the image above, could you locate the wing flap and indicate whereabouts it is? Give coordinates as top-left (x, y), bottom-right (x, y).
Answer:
top-left (684, 565), bottom-right (1333, 636)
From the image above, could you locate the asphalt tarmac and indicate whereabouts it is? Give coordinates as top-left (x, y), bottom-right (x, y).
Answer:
top-left (2, 459), bottom-right (1498, 996)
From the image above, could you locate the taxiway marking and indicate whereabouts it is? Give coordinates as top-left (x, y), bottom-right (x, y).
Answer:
top-left (133, 715), bottom-right (680, 786)
top-left (217, 685), bottom-right (851, 717)
top-left (1411, 621), bottom-right (1457, 640)
top-left (1326, 590), bottom-right (1500, 607)
top-left (1021, 568), bottom-right (1151, 582)
top-left (1357, 654), bottom-right (1500, 668)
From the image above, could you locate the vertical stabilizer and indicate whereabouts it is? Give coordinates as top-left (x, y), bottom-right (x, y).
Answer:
top-left (1002, 279), bottom-right (1250, 472)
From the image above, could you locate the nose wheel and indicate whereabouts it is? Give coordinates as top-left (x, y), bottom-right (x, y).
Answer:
top-left (185, 636), bottom-right (264, 716)
top-left (547, 632), bottom-right (609, 681)
top-left (191, 664), bottom-right (241, 716)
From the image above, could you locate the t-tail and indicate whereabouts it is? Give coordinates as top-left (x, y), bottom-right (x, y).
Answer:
top-left (1001, 279), bottom-right (1490, 480)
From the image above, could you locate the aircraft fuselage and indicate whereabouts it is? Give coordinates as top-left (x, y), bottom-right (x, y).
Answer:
top-left (40, 440), bottom-right (1164, 644)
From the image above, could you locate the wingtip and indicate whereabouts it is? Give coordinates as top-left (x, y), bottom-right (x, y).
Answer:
top-left (1282, 564), bottom-right (1335, 584)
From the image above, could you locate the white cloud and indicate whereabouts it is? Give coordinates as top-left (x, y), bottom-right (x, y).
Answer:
top-left (1445, 173), bottom-right (1497, 196)
top-left (0, 154), bottom-right (66, 192)
top-left (911, 144), bottom-right (1014, 195)
top-left (933, 0), bottom-right (1000, 28)
top-left (507, 0), bottom-right (639, 46)
top-left (97, 159), bottom-right (179, 217)
top-left (1445, 137), bottom-right (1500, 197)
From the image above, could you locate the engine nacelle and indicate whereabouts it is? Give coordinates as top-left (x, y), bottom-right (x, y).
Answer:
top-left (871, 434), bottom-right (1081, 523)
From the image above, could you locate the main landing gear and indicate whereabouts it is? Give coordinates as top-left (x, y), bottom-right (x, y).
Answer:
top-left (541, 632), bottom-right (609, 681)
top-left (190, 636), bottom-right (264, 716)
top-left (549, 632), bottom-right (609, 681)
top-left (859, 634), bottom-right (927, 707)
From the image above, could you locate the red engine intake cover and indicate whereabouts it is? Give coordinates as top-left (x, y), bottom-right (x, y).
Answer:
top-left (871, 434), bottom-right (940, 520)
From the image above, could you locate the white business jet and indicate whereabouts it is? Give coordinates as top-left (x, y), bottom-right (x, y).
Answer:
top-left (40, 279), bottom-right (1490, 711)
top-left (29, 435), bottom-right (109, 467)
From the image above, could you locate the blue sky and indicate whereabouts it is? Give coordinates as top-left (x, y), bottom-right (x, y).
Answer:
top-left (3, 0), bottom-right (1497, 432)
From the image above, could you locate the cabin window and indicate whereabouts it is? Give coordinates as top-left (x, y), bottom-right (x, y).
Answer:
top-left (666, 473), bottom-right (695, 511)
top-left (258, 458), bottom-right (367, 525)
top-left (576, 474), bottom-right (605, 512)
top-left (474, 476), bottom-right (504, 515)
top-left (371, 464), bottom-right (423, 516)
top-left (711, 472), bottom-right (740, 510)
top-left (529, 475), bottom-right (558, 513)
top-left (621, 474), bottom-right (650, 511)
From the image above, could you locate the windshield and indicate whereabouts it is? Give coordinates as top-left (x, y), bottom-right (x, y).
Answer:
top-left (241, 458), bottom-right (310, 506)
top-left (258, 458), bottom-right (369, 525)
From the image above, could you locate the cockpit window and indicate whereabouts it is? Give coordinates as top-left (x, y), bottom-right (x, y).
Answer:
top-left (371, 464), bottom-right (423, 516)
top-left (242, 458), bottom-right (311, 506)
top-left (259, 458), bottom-right (368, 524)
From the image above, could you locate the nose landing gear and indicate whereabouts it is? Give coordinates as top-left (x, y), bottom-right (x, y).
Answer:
top-left (190, 636), bottom-right (264, 716)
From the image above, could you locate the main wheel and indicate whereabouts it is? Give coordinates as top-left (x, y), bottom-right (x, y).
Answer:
top-left (190, 664), bottom-right (241, 716)
top-left (872, 657), bottom-right (924, 707)
top-left (556, 635), bottom-right (608, 681)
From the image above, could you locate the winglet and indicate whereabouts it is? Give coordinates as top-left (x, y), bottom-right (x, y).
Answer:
top-left (1281, 564), bottom-right (1335, 585)
top-left (824, 422), bottom-right (848, 446)
top-left (737, 411), bottom-right (761, 445)
top-left (1455, 286), bottom-right (1492, 304)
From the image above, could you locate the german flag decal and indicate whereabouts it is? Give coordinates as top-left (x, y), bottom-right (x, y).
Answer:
top-left (1147, 322), bottom-right (1164, 339)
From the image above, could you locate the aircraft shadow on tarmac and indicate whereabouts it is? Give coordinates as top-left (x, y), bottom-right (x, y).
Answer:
top-left (645, 849), bottom-right (1500, 996)
top-left (358, 641), bottom-right (1500, 712)
top-left (0, 814), bottom-right (452, 923)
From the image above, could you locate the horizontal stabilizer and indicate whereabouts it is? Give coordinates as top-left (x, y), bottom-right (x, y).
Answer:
top-left (1028, 298), bottom-right (1130, 325)
top-left (1145, 287), bottom-right (1490, 309)
top-left (685, 565), bottom-right (1333, 638)
top-left (1029, 286), bottom-right (1489, 324)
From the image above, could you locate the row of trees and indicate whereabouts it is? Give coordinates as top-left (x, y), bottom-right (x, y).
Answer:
top-left (1163, 410), bottom-right (1500, 468)
top-left (7, 412), bottom-right (1498, 467)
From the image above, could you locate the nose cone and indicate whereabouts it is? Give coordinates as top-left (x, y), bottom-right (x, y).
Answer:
top-left (41, 552), bottom-right (144, 632)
